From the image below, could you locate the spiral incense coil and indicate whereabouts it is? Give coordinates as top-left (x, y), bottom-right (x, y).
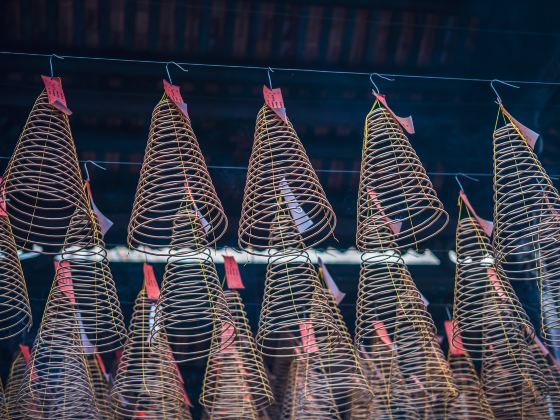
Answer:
top-left (356, 103), bottom-right (448, 251)
top-left (200, 290), bottom-right (274, 413)
top-left (128, 92), bottom-right (227, 255)
top-left (452, 216), bottom-right (533, 360)
top-left (0, 379), bottom-right (8, 420)
top-left (1, 90), bottom-right (93, 254)
top-left (111, 288), bottom-right (186, 419)
top-left (238, 102), bottom-right (336, 254)
top-left (87, 355), bottom-right (113, 420)
top-left (528, 343), bottom-right (560, 418)
top-left (267, 354), bottom-right (293, 419)
top-left (5, 351), bottom-right (27, 419)
top-left (0, 215), bottom-right (32, 340)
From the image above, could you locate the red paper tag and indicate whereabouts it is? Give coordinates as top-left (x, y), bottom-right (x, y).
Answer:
top-left (41, 75), bottom-right (72, 115)
top-left (19, 344), bottom-right (31, 362)
top-left (499, 102), bottom-right (539, 149)
top-left (299, 322), bottom-right (319, 353)
top-left (459, 191), bottom-right (494, 237)
top-left (143, 263), bottom-right (160, 300)
top-left (163, 79), bottom-right (189, 118)
top-left (94, 350), bottom-right (107, 376)
top-left (487, 267), bottom-right (507, 301)
top-left (318, 257), bottom-right (345, 304)
top-left (115, 348), bottom-right (123, 366)
top-left (373, 92), bottom-right (414, 134)
top-left (263, 85), bottom-right (287, 122)
top-left (444, 320), bottom-right (465, 355)
top-left (366, 187), bottom-right (402, 234)
top-left (85, 180), bottom-right (113, 236)
top-left (223, 255), bottom-right (244, 289)
top-left (0, 177), bottom-right (7, 217)
top-left (55, 260), bottom-right (76, 304)
top-left (136, 411), bottom-right (147, 417)
top-left (220, 323), bottom-right (236, 352)
top-left (373, 320), bottom-right (394, 349)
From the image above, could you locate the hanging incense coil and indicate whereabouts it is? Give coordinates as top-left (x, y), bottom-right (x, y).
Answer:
top-left (356, 100), bottom-right (448, 251)
top-left (1, 90), bottom-right (93, 254)
top-left (53, 205), bottom-right (126, 354)
top-left (238, 100), bottom-right (336, 253)
top-left (452, 216), bottom-right (533, 360)
top-left (267, 353), bottom-right (294, 419)
top-left (111, 288), bottom-right (186, 419)
top-left (87, 354), bottom-right (113, 420)
top-left (529, 342), bottom-right (560, 417)
top-left (128, 91), bottom-right (227, 255)
top-left (200, 290), bottom-right (274, 414)
top-left (0, 215), bottom-right (32, 339)
top-left (5, 350), bottom-right (27, 419)
top-left (0, 379), bottom-right (8, 420)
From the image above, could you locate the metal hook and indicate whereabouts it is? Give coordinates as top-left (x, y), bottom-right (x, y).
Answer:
top-left (454, 173), bottom-right (480, 191)
top-left (369, 73), bottom-right (395, 94)
top-left (49, 54), bottom-right (64, 78)
top-left (490, 79), bottom-right (519, 103)
top-left (83, 160), bottom-right (107, 181)
top-left (267, 67), bottom-right (274, 89)
top-left (165, 61), bottom-right (188, 85)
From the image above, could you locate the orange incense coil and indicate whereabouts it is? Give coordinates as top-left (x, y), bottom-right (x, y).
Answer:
top-left (111, 288), bottom-right (186, 419)
top-left (1, 90), bottom-right (93, 254)
top-left (200, 290), bottom-right (274, 413)
top-left (356, 100), bottom-right (448, 251)
top-left (452, 216), bottom-right (533, 360)
top-left (5, 350), bottom-right (27, 419)
top-left (238, 100), bottom-right (336, 254)
top-left (128, 91), bottom-right (227, 255)
top-left (87, 354), bottom-right (113, 420)
top-left (0, 215), bottom-right (32, 339)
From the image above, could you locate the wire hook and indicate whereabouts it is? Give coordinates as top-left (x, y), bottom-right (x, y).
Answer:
top-left (445, 304), bottom-right (452, 320)
top-left (490, 79), bottom-right (519, 103)
top-left (49, 54), bottom-right (64, 78)
top-left (83, 160), bottom-right (107, 181)
top-left (369, 73), bottom-right (395, 93)
top-left (267, 67), bottom-right (274, 89)
top-left (454, 173), bottom-right (480, 191)
top-left (165, 61), bottom-right (188, 85)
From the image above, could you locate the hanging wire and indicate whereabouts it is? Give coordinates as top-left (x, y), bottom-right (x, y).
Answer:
top-left (454, 173), bottom-right (481, 191)
top-left (267, 67), bottom-right (274, 89)
top-left (165, 61), bottom-right (188, 84)
top-left (369, 72), bottom-right (395, 93)
top-left (83, 160), bottom-right (107, 181)
top-left (490, 79), bottom-right (520, 102)
top-left (49, 54), bottom-right (64, 77)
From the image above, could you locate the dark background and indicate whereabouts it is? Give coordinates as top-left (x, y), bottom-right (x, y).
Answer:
top-left (1, 0), bottom-right (560, 416)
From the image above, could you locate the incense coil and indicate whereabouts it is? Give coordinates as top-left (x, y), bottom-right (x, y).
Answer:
top-left (452, 217), bottom-right (533, 360)
top-left (87, 355), bottom-right (113, 420)
top-left (111, 289), bottom-right (186, 419)
top-left (492, 119), bottom-right (560, 278)
top-left (357, 104), bottom-right (448, 251)
top-left (51, 208), bottom-right (126, 353)
top-left (0, 215), bottom-right (32, 340)
top-left (267, 354), bottom-right (293, 419)
top-left (0, 379), bottom-right (7, 420)
top-left (238, 103), bottom-right (336, 253)
top-left (1, 90), bottom-right (93, 254)
top-left (5, 351), bottom-right (27, 419)
top-left (529, 342), bottom-right (560, 417)
top-left (128, 93), bottom-right (227, 255)
top-left (539, 242), bottom-right (560, 344)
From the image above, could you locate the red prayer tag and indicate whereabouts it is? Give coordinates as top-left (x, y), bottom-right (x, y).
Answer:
top-left (499, 102), bottom-right (539, 149)
top-left (0, 177), bottom-right (7, 217)
top-left (263, 85), bottom-right (287, 122)
top-left (143, 262), bottom-right (160, 300)
top-left (19, 344), bottom-right (31, 362)
top-left (366, 187), bottom-right (402, 234)
top-left (299, 322), bottom-right (319, 353)
top-left (41, 75), bottom-right (72, 115)
top-left (223, 255), bottom-right (244, 289)
top-left (55, 260), bottom-right (76, 304)
top-left (94, 351), bottom-right (107, 375)
top-left (163, 79), bottom-right (189, 118)
top-left (459, 190), bottom-right (494, 237)
top-left (487, 267), bottom-right (507, 301)
top-left (372, 320), bottom-right (394, 349)
top-left (220, 323), bottom-right (236, 352)
top-left (373, 92), bottom-right (414, 134)
top-left (444, 320), bottom-right (465, 355)
top-left (136, 411), bottom-right (147, 417)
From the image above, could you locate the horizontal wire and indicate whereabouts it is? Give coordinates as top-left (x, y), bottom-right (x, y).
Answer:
top-left (2, 50), bottom-right (560, 86)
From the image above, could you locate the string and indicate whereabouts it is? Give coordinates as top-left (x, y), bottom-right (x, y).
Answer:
top-left (3, 51), bottom-right (560, 86)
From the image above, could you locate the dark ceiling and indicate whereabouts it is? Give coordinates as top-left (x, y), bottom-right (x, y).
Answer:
top-left (1, 0), bottom-right (559, 415)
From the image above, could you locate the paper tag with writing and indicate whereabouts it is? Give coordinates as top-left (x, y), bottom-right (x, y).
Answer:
top-left (366, 187), bottom-right (402, 234)
top-left (220, 323), bottom-right (236, 352)
top-left (19, 344), bottom-right (31, 362)
top-left (373, 92), bottom-right (414, 134)
top-left (279, 177), bottom-right (314, 233)
top-left (373, 320), bottom-right (394, 349)
top-left (299, 322), bottom-right (319, 353)
top-left (0, 177), bottom-right (6, 217)
top-left (55, 260), bottom-right (76, 304)
top-left (41, 75), bottom-right (72, 115)
top-left (499, 102), bottom-right (539, 149)
top-left (184, 183), bottom-right (211, 234)
top-left (223, 255), bottom-right (244, 289)
top-left (263, 85), bottom-right (288, 123)
top-left (143, 262), bottom-right (160, 300)
top-left (317, 257), bottom-right (345, 304)
top-left (487, 267), bottom-right (507, 301)
top-left (444, 320), bottom-right (465, 355)
top-left (163, 79), bottom-right (189, 119)
top-left (459, 190), bottom-right (494, 237)
top-left (85, 180), bottom-right (113, 236)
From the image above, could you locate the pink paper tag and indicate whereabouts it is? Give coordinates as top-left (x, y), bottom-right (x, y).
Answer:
top-left (94, 350), bottom-right (108, 378)
top-left (143, 262), bottom-right (160, 300)
top-left (459, 191), bottom-right (494, 237)
top-left (55, 260), bottom-right (76, 304)
top-left (41, 75), bottom-right (72, 115)
top-left (0, 177), bottom-right (7, 217)
top-left (299, 322), bottom-right (319, 353)
top-left (444, 320), bottom-right (465, 355)
top-left (373, 92), bottom-right (414, 134)
top-left (220, 323), bottom-right (236, 352)
top-left (85, 180), bottom-right (113, 236)
top-left (163, 79), bottom-right (189, 118)
top-left (499, 102), bottom-right (539, 149)
top-left (223, 255), bottom-right (244, 289)
top-left (373, 320), bottom-right (394, 349)
top-left (487, 267), bottom-right (507, 301)
top-left (19, 344), bottom-right (31, 362)
top-left (317, 257), bottom-right (345, 304)
top-left (263, 85), bottom-right (288, 123)
top-left (366, 187), bottom-right (402, 234)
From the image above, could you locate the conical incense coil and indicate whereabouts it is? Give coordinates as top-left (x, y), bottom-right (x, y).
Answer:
top-left (111, 288), bottom-right (186, 419)
top-left (238, 100), bottom-right (336, 253)
top-left (5, 350), bottom-right (27, 419)
top-left (452, 216), bottom-right (533, 360)
top-left (527, 342), bottom-right (560, 418)
top-left (0, 379), bottom-right (8, 420)
top-left (200, 290), bottom-right (274, 413)
top-left (492, 111), bottom-right (560, 278)
top-left (87, 354), bottom-right (113, 420)
top-left (267, 354), bottom-right (293, 418)
top-left (128, 90), bottom-right (227, 255)
top-left (17, 286), bottom-right (100, 419)
top-left (357, 102), bottom-right (448, 251)
top-left (1, 90), bottom-right (93, 254)
top-left (538, 241), bottom-right (560, 344)
top-left (0, 215), bottom-right (32, 339)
